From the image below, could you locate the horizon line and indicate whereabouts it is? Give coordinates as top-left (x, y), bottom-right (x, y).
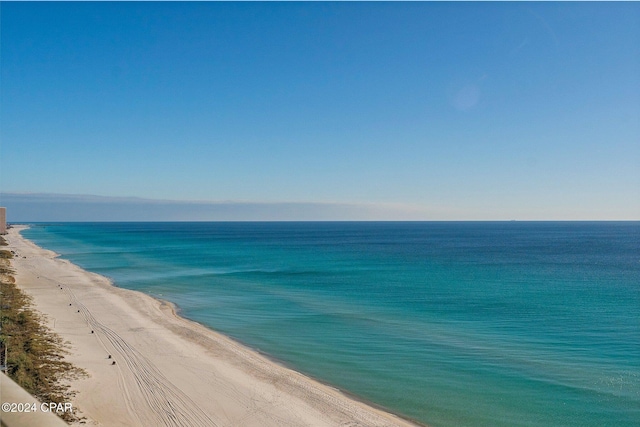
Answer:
top-left (1, 192), bottom-right (638, 222)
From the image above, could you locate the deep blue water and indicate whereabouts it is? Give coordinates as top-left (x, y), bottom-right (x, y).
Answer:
top-left (21, 222), bottom-right (640, 427)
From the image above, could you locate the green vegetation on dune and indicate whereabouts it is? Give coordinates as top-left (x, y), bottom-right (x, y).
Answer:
top-left (0, 236), bottom-right (86, 423)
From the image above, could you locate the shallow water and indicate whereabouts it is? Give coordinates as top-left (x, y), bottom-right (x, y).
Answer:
top-left (22, 222), bottom-right (640, 427)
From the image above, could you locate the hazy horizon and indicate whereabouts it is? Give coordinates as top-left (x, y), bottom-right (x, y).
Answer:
top-left (1, 192), bottom-right (638, 222)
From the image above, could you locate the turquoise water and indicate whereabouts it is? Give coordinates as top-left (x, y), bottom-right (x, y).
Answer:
top-left (22, 222), bottom-right (640, 427)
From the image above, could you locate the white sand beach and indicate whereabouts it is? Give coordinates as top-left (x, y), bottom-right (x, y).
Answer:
top-left (4, 226), bottom-right (420, 427)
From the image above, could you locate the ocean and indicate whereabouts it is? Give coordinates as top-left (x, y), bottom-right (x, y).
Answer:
top-left (21, 222), bottom-right (640, 427)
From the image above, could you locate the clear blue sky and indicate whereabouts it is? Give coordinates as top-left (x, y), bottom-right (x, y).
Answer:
top-left (2, 2), bottom-right (639, 220)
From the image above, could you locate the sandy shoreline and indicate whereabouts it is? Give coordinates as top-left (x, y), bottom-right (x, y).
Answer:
top-left (4, 226), bottom-right (421, 427)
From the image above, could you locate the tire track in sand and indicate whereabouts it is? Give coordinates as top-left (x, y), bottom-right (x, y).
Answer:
top-left (57, 281), bottom-right (219, 427)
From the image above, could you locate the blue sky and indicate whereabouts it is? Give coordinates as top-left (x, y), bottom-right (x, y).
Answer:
top-left (1, 2), bottom-right (639, 220)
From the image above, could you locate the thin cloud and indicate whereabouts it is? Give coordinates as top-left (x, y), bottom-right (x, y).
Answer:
top-left (0, 192), bottom-right (433, 222)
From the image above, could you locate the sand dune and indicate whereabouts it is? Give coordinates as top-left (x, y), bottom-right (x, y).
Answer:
top-left (5, 226), bottom-right (420, 427)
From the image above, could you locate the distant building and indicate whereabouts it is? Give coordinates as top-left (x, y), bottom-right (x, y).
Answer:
top-left (0, 207), bottom-right (6, 234)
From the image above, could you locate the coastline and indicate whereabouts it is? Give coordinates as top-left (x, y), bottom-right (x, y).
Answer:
top-left (5, 225), bottom-right (422, 427)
